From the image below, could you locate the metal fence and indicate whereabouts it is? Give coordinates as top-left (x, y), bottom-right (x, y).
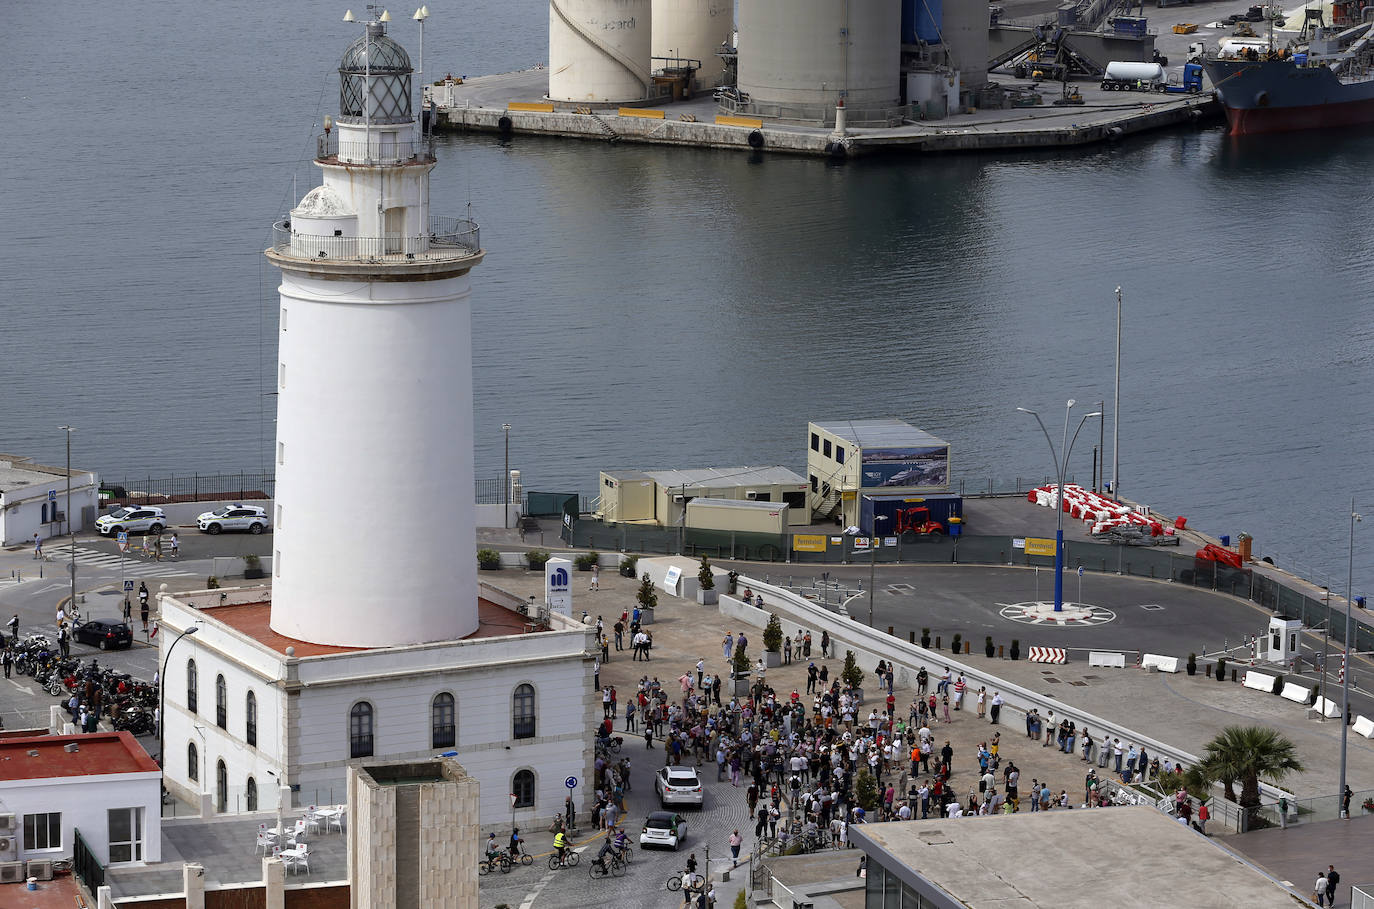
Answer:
top-left (73, 828), bottom-right (104, 890)
top-left (104, 473), bottom-right (510, 507)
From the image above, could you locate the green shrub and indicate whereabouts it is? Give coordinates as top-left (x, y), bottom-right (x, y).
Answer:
top-left (636, 573), bottom-right (658, 611)
top-left (619, 555), bottom-right (640, 578)
top-left (734, 891), bottom-right (748, 909)
top-left (842, 650), bottom-right (865, 690)
top-left (574, 552), bottom-right (599, 571)
top-left (206, 576), bottom-right (220, 589)
top-left (951, 633), bottom-right (962, 655)
top-left (477, 548), bottom-right (502, 570)
top-left (763, 614), bottom-right (784, 652)
top-left (854, 768), bottom-right (879, 810)
top-left (525, 549), bottom-right (551, 570)
top-left (698, 555), bottom-right (715, 590)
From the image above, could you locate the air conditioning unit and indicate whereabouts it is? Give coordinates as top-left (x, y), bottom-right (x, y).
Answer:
top-left (0, 814), bottom-right (14, 832)
top-left (673, 495), bottom-right (685, 504)
top-left (26, 860), bottom-right (53, 881)
top-left (0, 862), bottom-right (23, 884)
top-left (745, 491), bottom-right (757, 500)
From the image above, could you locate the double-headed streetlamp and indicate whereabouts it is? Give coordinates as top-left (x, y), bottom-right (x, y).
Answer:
top-left (1112, 286), bottom-right (1123, 502)
top-left (1338, 500), bottom-right (1362, 816)
top-left (158, 625), bottom-right (200, 769)
top-left (867, 515), bottom-right (889, 627)
top-left (1018, 400), bottom-right (1102, 612)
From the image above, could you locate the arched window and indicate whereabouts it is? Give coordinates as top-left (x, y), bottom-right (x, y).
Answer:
top-left (186, 659), bottom-right (198, 714)
top-left (246, 691), bottom-right (258, 748)
top-left (187, 742), bottom-right (199, 782)
top-left (512, 684), bottom-right (536, 740)
top-left (349, 702), bottom-right (374, 758)
top-left (216, 760), bottom-right (228, 813)
top-left (246, 776), bottom-right (258, 812)
top-left (215, 674), bottom-right (227, 729)
top-left (432, 693), bottom-right (456, 749)
top-left (512, 769), bottom-right (535, 808)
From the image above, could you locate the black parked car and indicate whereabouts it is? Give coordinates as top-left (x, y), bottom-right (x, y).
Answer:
top-left (74, 620), bottom-right (133, 650)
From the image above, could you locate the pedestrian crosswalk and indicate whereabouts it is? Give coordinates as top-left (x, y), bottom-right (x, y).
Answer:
top-left (45, 544), bottom-right (195, 579)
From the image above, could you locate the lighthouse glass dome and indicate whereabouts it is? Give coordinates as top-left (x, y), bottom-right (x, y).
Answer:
top-left (338, 23), bottom-right (413, 124)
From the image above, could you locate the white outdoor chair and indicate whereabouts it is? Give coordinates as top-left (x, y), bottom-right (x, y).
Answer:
top-left (293, 818), bottom-right (308, 838)
top-left (255, 832), bottom-right (274, 855)
top-left (328, 810), bottom-right (345, 833)
top-left (305, 814), bottom-right (323, 835)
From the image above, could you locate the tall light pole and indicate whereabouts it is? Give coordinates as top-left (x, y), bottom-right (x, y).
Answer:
top-left (59, 426), bottom-right (75, 621)
top-left (1111, 286), bottom-right (1122, 502)
top-left (868, 515), bottom-right (889, 628)
top-left (502, 423), bottom-right (512, 529)
top-left (1018, 401), bottom-right (1102, 612)
top-left (158, 625), bottom-right (200, 769)
top-left (1339, 500), bottom-right (1362, 816)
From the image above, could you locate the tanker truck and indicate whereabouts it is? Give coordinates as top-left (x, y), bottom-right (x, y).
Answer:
top-left (1100, 61), bottom-right (1167, 90)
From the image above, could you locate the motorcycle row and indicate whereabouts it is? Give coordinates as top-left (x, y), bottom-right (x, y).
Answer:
top-left (13, 634), bottom-right (159, 736)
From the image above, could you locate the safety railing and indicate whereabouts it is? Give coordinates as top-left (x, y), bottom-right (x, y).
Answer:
top-left (270, 215), bottom-right (480, 263)
top-left (315, 133), bottom-right (435, 165)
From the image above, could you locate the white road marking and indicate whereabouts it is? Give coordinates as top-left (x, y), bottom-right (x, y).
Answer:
top-left (7, 680), bottom-right (35, 696)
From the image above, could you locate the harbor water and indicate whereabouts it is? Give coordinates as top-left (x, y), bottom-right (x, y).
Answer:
top-left (2, 0), bottom-right (1371, 589)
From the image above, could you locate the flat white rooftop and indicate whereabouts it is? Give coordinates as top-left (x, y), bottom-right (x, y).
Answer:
top-left (852, 807), bottom-right (1302, 909)
top-left (604, 465), bottom-right (806, 489)
top-left (811, 420), bottom-right (947, 450)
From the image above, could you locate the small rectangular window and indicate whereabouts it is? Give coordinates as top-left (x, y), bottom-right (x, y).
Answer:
top-left (809, 474), bottom-right (818, 492)
top-left (281, 308), bottom-right (287, 331)
top-left (823, 439), bottom-right (832, 458)
top-left (277, 441), bottom-right (285, 465)
top-left (275, 505), bottom-right (283, 528)
top-left (836, 447), bottom-right (845, 465)
top-left (810, 433), bottom-right (820, 452)
top-left (23, 812), bottom-right (61, 851)
top-left (279, 362), bottom-right (286, 389)
top-left (107, 808), bottom-right (143, 863)
top-left (274, 550), bottom-right (281, 578)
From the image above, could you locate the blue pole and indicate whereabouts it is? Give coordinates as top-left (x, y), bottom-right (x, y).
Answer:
top-left (1054, 527), bottom-right (1065, 612)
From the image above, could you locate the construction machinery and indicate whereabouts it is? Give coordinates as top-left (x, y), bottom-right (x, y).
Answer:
top-left (896, 506), bottom-right (945, 537)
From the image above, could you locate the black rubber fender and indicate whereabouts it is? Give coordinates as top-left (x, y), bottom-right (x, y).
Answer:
top-left (824, 140), bottom-right (847, 160)
top-left (498, 115), bottom-right (513, 133)
top-left (747, 129), bottom-right (764, 148)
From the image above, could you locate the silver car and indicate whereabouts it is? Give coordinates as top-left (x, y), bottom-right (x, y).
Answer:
top-left (654, 767), bottom-right (704, 808)
top-left (95, 506), bottom-right (167, 536)
top-left (196, 504), bottom-right (269, 535)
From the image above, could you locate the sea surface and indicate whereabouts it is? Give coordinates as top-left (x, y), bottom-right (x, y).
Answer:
top-left (2, 0), bottom-right (1371, 590)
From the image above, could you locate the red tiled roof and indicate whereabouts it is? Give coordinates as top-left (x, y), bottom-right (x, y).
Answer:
top-left (200, 599), bottom-right (536, 657)
top-left (0, 732), bottom-right (159, 781)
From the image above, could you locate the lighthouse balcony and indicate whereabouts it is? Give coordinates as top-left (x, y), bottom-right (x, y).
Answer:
top-left (315, 133), bottom-right (435, 166)
top-left (270, 215), bottom-right (480, 263)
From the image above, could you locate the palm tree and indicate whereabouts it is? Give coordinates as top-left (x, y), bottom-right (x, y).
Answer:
top-left (1199, 725), bottom-right (1304, 808)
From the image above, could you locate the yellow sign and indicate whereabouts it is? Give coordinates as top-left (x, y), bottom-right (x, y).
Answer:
top-left (619, 107), bottom-right (666, 119)
top-left (508, 102), bottom-right (555, 112)
top-left (715, 114), bottom-right (764, 128)
top-left (793, 534), bottom-right (828, 553)
top-left (1024, 537), bottom-right (1057, 557)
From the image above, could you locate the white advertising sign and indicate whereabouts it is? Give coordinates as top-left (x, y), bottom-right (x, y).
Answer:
top-left (545, 557), bottom-right (573, 617)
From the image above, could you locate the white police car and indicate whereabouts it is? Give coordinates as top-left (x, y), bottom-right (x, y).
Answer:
top-left (95, 506), bottom-right (168, 537)
top-left (196, 504), bottom-right (269, 535)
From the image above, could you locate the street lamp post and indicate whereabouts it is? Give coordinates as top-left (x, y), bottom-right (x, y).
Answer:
top-left (59, 426), bottom-right (75, 621)
top-left (502, 423), bottom-right (512, 529)
top-left (157, 625), bottom-right (200, 769)
top-left (1018, 401), bottom-right (1102, 612)
top-left (1112, 286), bottom-right (1122, 501)
top-left (868, 515), bottom-right (889, 628)
top-left (1338, 500), bottom-right (1362, 816)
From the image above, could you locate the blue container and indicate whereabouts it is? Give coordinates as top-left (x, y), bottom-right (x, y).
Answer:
top-left (904, 0), bottom-right (943, 44)
top-left (1220, 534), bottom-right (1231, 546)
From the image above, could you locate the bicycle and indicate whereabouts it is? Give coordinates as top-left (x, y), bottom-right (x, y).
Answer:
top-left (477, 853), bottom-right (511, 875)
top-left (587, 851), bottom-right (627, 878)
top-left (506, 848), bottom-right (533, 867)
top-left (666, 871), bottom-right (704, 892)
top-left (547, 850), bottom-right (580, 870)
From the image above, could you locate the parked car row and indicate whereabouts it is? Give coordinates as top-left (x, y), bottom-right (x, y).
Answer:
top-left (93, 504), bottom-right (269, 536)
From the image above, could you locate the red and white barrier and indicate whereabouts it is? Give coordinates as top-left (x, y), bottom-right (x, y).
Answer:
top-left (1032, 484), bottom-right (1182, 538)
top-left (1028, 646), bottom-right (1067, 664)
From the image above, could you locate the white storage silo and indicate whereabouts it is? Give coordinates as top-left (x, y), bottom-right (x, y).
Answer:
top-left (940, 0), bottom-right (988, 94)
top-left (549, 0), bottom-right (654, 102)
top-left (737, 0), bottom-right (900, 120)
top-left (652, 0), bottom-right (733, 91)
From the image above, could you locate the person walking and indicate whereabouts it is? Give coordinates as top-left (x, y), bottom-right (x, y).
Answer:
top-left (990, 692), bottom-right (1003, 725)
top-left (729, 829), bottom-right (742, 868)
top-left (169, 532), bottom-right (179, 560)
top-left (1325, 865), bottom-right (1339, 906)
top-left (33, 532), bottom-right (43, 560)
top-left (821, 630), bottom-right (830, 659)
top-left (2, 647), bottom-right (11, 679)
top-left (123, 596), bottom-right (133, 624)
top-left (723, 633), bottom-right (734, 662)
top-left (1315, 871), bottom-right (1329, 907)
top-left (58, 625), bottom-right (70, 659)
top-left (140, 595), bottom-right (151, 633)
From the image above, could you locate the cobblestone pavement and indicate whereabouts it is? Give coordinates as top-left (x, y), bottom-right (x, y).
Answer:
top-left (477, 565), bottom-right (1116, 907)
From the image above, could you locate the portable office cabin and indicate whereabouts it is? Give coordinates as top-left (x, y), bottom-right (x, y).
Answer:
top-left (597, 470), bottom-right (657, 523)
top-left (807, 420), bottom-right (951, 527)
top-left (597, 466), bottom-right (809, 527)
top-left (686, 497), bottom-right (790, 534)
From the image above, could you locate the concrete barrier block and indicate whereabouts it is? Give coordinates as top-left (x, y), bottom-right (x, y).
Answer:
top-left (1313, 696), bottom-right (1342, 718)
top-left (1242, 671), bottom-right (1277, 693)
top-left (1280, 682), bottom-right (1313, 704)
top-left (1353, 716), bottom-right (1374, 738)
top-left (1089, 651), bottom-right (1126, 668)
top-left (1140, 654), bottom-right (1179, 673)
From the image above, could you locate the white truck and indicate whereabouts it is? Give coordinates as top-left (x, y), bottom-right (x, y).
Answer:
top-left (1100, 61), bottom-right (1167, 91)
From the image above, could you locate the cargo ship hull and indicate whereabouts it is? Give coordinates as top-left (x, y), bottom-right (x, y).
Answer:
top-left (1203, 57), bottom-right (1374, 134)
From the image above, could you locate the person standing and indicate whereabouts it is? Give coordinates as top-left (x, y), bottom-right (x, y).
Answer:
top-left (783, 636), bottom-right (792, 665)
top-left (696, 658), bottom-right (705, 689)
top-left (590, 564), bottom-right (600, 591)
top-left (1, 647), bottom-right (11, 679)
top-left (723, 633), bottom-right (734, 662)
top-left (1315, 871), bottom-right (1329, 907)
top-left (1196, 801), bottom-right (1209, 835)
top-left (821, 630), bottom-right (830, 659)
top-left (613, 619), bottom-right (624, 651)
top-left (58, 625), bottom-right (70, 659)
top-left (7, 614), bottom-right (18, 644)
top-left (976, 686), bottom-right (986, 718)
top-left (123, 597), bottom-right (133, 624)
top-left (1325, 865), bottom-right (1339, 906)
top-left (140, 595), bottom-right (151, 633)
top-left (990, 692), bottom-right (1003, 725)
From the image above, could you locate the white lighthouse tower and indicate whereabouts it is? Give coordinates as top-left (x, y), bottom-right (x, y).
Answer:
top-left (266, 13), bottom-right (484, 646)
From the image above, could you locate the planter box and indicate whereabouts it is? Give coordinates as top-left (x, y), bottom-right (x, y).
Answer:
top-left (697, 589), bottom-right (718, 606)
top-left (639, 608), bottom-right (655, 626)
top-left (732, 673), bottom-right (752, 697)
top-left (764, 650), bottom-right (782, 669)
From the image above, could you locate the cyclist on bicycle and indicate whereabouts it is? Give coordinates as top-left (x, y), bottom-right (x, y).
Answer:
top-left (611, 826), bottom-right (630, 856)
top-left (553, 829), bottom-right (568, 866)
top-left (484, 833), bottom-right (501, 863)
top-left (508, 827), bottom-right (523, 859)
top-left (592, 828), bottom-right (616, 871)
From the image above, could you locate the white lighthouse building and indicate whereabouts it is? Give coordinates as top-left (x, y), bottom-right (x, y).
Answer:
top-left (157, 15), bottom-right (595, 828)
top-left (267, 17), bottom-right (481, 646)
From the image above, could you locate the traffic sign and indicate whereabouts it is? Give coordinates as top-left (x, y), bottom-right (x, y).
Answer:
top-left (564, 776), bottom-right (578, 790)
top-left (48, 489), bottom-right (57, 502)
top-left (124, 580), bottom-right (135, 592)
top-left (117, 532), bottom-right (128, 543)
top-left (1077, 566), bottom-right (1083, 577)
top-left (510, 793), bottom-right (517, 808)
